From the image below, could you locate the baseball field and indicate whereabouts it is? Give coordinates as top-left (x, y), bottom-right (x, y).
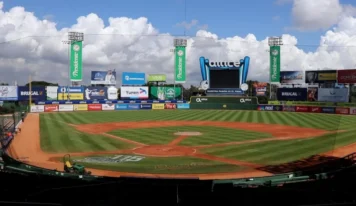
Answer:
top-left (7, 110), bottom-right (356, 179)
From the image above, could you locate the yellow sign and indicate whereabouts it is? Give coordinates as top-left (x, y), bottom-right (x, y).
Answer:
top-left (74, 104), bottom-right (88, 111)
top-left (152, 104), bottom-right (165, 110)
top-left (57, 93), bottom-right (84, 100)
top-left (318, 72), bottom-right (336, 81)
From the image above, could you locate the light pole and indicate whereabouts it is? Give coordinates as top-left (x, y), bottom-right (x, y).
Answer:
top-left (268, 36), bottom-right (283, 100)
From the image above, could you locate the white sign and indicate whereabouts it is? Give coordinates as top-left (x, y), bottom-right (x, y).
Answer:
top-left (120, 87), bottom-right (149, 99)
top-left (350, 107), bottom-right (356, 115)
top-left (0, 86), bottom-right (18, 101)
top-left (46, 86), bottom-right (58, 100)
top-left (317, 88), bottom-right (349, 102)
top-left (30, 105), bottom-right (44, 113)
top-left (208, 62), bottom-right (240, 68)
top-left (102, 104), bottom-right (115, 111)
top-left (59, 104), bottom-right (74, 112)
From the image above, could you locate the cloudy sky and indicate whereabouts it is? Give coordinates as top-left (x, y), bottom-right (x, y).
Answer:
top-left (1, 0), bottom-right (356, 87)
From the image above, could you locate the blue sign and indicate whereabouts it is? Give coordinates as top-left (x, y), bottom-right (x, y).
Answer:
top-left (18, 86), bottom-right (46, 101)
top-left (259, 105), bottom-right (274, 111)
top-left (57, 86), bottom-right (84, 93)
top-left (84, 87), bottom-right (108, 100)
top-left (127, 104), bottom-right (140, 110)
top-left (122, 72), bottom-right (146, 85)
top-left (177, 103), bottom-right (190, 109)
top-left (91, 70), bottom-right (117, 85)
top-left (140, 104), bottom-right (152, 109)
top-left (115, 104), bottom-right (128, 110)
top-left (321, 107), bottom-right (335, 114)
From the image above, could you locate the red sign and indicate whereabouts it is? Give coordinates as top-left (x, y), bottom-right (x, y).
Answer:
top-left (337, 69), bottom-right (356, 83)
top-left (88, 104), bottom-right (102, 111)
top-left (335, 107), bottom-right (349, 115)
top-left (164, 103), bottom-right (176, 109)
top-left (296, 106), bottom-right (309, 112)
top-left (308, 106), bottom-right (321, 113)
top-left (44, 105), bottom-right (58, 112)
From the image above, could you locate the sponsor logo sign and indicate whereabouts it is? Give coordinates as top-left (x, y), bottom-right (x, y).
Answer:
top-left (150, 86), bottom-right (182, 100)
top-left (140, 104), bottom-right (152, 110)
top-left (296, 106), bottom-right (309, 112)
top-left (152, 103), bottom-right (165, 110)
top-left (257, 105), bottom-right (266, 111)
top-left (75, 155), bottom-right (145, 164)
top-left (122, 72), bottom-right (146, 85)
top-left (74, 104), bottom-right (88, 111)
top-left (46, 86), bottom-right (58, 100)
top-left (120, 86), bottom-right (149, 99)
top-left (102, 104), bottom-right (115, 111)
top-left (273, 105), bottom-right (283, 111)
top-left (18, 86), bottom-right (46, 101)
top-left (305, 70), bottom-right (337, 83)
top-left (70, 41), bottom-right (83, 81)
top-left (91, 70), bottom-right (117, 85)
top-left (127, 104), bottom-right (140, 110)
top-left (350, 107), bottom-right (356, 115)
top-left (148, 74), bottom-right (166, 82)
top-left (84, 87), bottom-right (107, 100)
top-left (337, 69), bottom-right (356, 84)
top-left (177, 103), bottom-right (190, 109)
top-left (308, 106), bottom-right (321, 113)
top-left (30, 105), bottom-right (44, 113)
top-left (253, 82), bottom-right (267, 96)
top-left (335, 107), bottom-right (349, 115)
top-left (282, 106), bottom-right (296, 112)
top-left (57, 86), bottom-right (84, 93)
top-left (264, 105), bottom-right (274, 111)
top-left (58, 105), bottom-right (74, 112)
top-left (277, 88), bottom-right (307, 101)
top-left (115, 104), bottom-right (128, 110)
top-left (321, 107), bottom-right (335, 114)
top-left (280, 71), bottom-right (304, 84)
top-left (165, 103), bottom-right (176, 109)
top-left (88, 104), bottom-right (102, 111)
top-left (317, 88), bottom-right (349, 103)
top-left (44, 105), bottom-right (58, 112)
top-left (0, 86), bottom-right (18, 101)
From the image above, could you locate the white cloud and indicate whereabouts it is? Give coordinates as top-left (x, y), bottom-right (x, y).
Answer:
top-left (1, 1), bottom-right (356, 87)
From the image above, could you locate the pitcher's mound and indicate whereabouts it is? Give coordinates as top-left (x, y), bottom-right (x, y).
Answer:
top-left (174, 131), bottom-right (202, 136)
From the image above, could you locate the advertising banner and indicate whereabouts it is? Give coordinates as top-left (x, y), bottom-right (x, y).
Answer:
top-left (337, 69), bottom-right (356, 84)
top-left (57, 86), bottom-right (84, 93)
top-left (305, 70), bottom-right (337, 83)
top-left (269, 45), bottom-right (281, 83)
top-left (177, 103), bottom-right (190, 109)
top-left (317, 88), bottom-right (349, 102)
top-left (174, 46), bottom-right (186, 83)
top-left (74, 104), bottom-right (88, 111)
top-left (120, 86), bottom-right (149, 99)
top-left (44, 105), bottom-right (58, 112)
top-left (165, 103), bottom-right (177, 109)
top-left (140, 104), bottom-right (152, 110)
top-left (88, 104), bottom-right (102, 111)
top-left (91, 70), bottom-right (117, 85)
top-left (150, 86), bottom-right (182, 100)
top-left (321, 107), bottom-right (335, 114)
top-left (253, 82), bottom-right (267, 96)
top-left (59, 105), bottom-right (74, 112)
top-left (122, 72), bottom-right (146, 85)
top-left (30, 105), bottom-right (44, 113)
top-left (127, 104), bottom-right (140, 110)
top-left (336, 107), bottom-right (349, 115)
top-left (152, 103), bottom-right (165, 110)
top-left (102, 103), bottom-right (115, 111)
top-left (46, 86), bottom-right (58, 100)
top-left (70, 41), bottom-right (83, 81)
top-left (280, 71), bottom-right (304, 84)
top-left (273, 105), bottom-right (283, 111)
top-left (350, 107), bottom-right (356, 115)
top-left (191, 97), bottom-right (258, 104)
top-left (296, 106), bottom-right (309, 112)
top-left (308, 106), bottom-right (321, 113)
top-left (84, 87), bottom-right (108, 100)
top-left (57, 93), bottom-right (84, 100)
top-left (257, 105), bottom-right (274, 111)
top-left (0, 86), bottom-right (18, 101)
top-left (282, 105), bottom-right (296, 112)
top-left (276, 88), bottom-right (307, 101)
top-left (17, 86), bottom-right (46, 101)
top-left (307, 87), bottom-right (318, 101)
top-left (115, 104), bottom-right (128, 110)
top-left (148, 74), bottom-right (166, 82)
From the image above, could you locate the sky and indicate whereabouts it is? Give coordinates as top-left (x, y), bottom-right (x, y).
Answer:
top-left (1, 0), bottom-right (356, 86)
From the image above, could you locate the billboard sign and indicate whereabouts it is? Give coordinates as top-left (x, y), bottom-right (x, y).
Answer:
top-left (350, 107), bottom-right (356, 115)
top-left (317, 88), bottom-right (349, 102)
top-left (91, 70), bottom-right (117, 85)
top-left (177, 103), bottom-right (190, 109)
top-left (148, 74), bottom-right (166, 82)
top-left (276, 88), bottom-right (307, 101)
top-left (102, 104), bottom-right (115, 111)
top-left (122, 72), bottom-right (146, 85)
top-left (150, 86), bottom-right (181, 100)
top-left (84, 87), bottom-right (108, 100)
top-left (0, 86), bottom-right (18, 101)
top-left (115, 104), bottom-right (128, 110)
top-left (18, 86), bottom-right (46, 101)
top-left (57, 86), bottom-right (84, 100)
top-left (270, 46), bottom-right (281, 83)
top-left (283, 106), bottom-right (296, 112)
top-left (253, 82), bottom-right (267, 96)
top-left (88, 104), bottom-right (102, 111)
top-left (70, 41), bottom-right (83, 81)
top-left (140, 104), bottom-right (152, 110)
top-left (305, 70), bottom-right (337, 83)
top-left (174, 46), bottom-right (186, 83)
top-left (337, 69), bottom-right (356, 84)
top-left (46, 86), bottom-right (58, 100)
top-left (280, 71), bottom-right (304, 84)
top-left (336, 107), bottom-right (349, 115)
top-left (44, 105), bottom-right (58, 112)
top-left (321, 107), bottom-right (335, 114)
top-left (307, 87), bottom-right (318, 101)
top-left (120, 87), bottom-right (149, 99)
top-left (30, 105), bottom-right (44, 113)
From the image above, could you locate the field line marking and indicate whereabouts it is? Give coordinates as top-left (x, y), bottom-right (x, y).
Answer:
top-left (101, 133), bottom-right (147, 146)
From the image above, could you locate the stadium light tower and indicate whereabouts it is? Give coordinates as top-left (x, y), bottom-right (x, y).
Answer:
top-left (268, 36), bottom-right (283, 99)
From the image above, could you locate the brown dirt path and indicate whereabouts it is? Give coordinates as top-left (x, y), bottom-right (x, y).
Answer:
top-left (323, 142), bottom-right (356, 157)
top-left (168, 136), bottom-right (189, 146)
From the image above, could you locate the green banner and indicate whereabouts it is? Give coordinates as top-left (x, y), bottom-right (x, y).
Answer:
top-left (150, 86), bottom-right (181, 100)
top-left (174, 46), bottom-right (186, 83)
top-left (270, 45), bottom-right (280, 83)
top-left (190, 96), bottom-right (258, 104)
top-left (70, 41), bottom-right (83, 81)
top-left (148, 74), bottom-right (166, 82)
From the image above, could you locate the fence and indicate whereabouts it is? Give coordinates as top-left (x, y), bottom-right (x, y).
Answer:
top-left (0, 112), bottom-right (25, 149)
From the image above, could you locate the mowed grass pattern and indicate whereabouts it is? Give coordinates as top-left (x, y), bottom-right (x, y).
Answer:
top-left (109, 126), bottom-right (272, 146)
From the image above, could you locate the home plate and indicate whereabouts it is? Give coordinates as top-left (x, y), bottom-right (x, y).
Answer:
top-left (174, 132), bottom-right (202, 136)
